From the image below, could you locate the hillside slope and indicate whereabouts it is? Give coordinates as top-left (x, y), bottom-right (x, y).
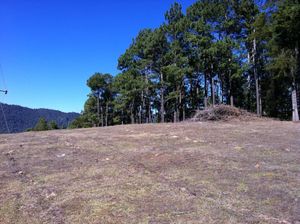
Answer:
top-left (0, 121), bottom-right (299, 223)
top-left (0, 103), bottom-right (79, 133)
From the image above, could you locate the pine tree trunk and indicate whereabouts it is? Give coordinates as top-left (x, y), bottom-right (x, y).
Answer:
top-left (105, 102), bottom-right (108, 126)
top-left (148, 105), bottom-right (152, 124)
top-left (211, 76), bottom-right (215, 106)
top-left (221, 81), bottom-right (224, 103)
top-left (182, 87), bottom-right (186, 121)
top-left (97, 94), bottom-right (100, 127)
top-left (101, 106), bottom-right (104, 127)
top-left (130, 103), bottom-right (134, 124)
top-left (230, 96), bottom-right (234, 107)
top-left (160, 73), bottom-right (165, 123)
top-left (174, 91), bottom-right (177, 123)
top-left (147, 87), bottom-right (151, 123)
top-left (174, 110), bottom-right (177, 123)
top-left (196, 83), bottom-right (200, 109)
top-left (292, 44), bottom-right (299, 121)
top-left (131, 112), bottom-right (134, 124)
top-left (176, 85), bottom-right (180, 122)
top-left (292, 88), bottom-right (299, 121)
top-left (145, 75), bottom-right (152, 124)
top-left (141, 91), bottom-right (144, 123)
top-left (229, 69), bottom-right (233, 106)
top-left (179, 89), bottom-right (182, 121)
top-left (139, 106), bottom-right (142, 124)
top-left (255, 72), bottom-right (261, 116)
top-left (253, 36), bottom-right (261, 116)
top-left (204, 72), bottom-right (208, 109)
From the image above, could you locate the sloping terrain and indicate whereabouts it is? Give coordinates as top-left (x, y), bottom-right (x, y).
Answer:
top-left (0, 121), bottom-right (299, 223)
top-left (0, 103), bottom-right (79, 133)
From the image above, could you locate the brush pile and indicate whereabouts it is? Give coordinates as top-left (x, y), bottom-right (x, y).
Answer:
top-left (191, 105), bottom-right (259, 122)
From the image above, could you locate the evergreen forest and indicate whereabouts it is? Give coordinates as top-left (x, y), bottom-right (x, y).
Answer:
top-left (70, 0), bottom-right (300, 128)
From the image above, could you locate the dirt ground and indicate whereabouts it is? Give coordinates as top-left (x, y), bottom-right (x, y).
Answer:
top-left (0, 121), bottom-right (299, 224)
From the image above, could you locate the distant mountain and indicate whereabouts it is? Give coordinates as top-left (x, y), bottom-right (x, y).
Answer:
top-left (0, 103), bottom-right (80, 133)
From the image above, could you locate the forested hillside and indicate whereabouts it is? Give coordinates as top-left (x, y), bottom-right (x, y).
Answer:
top-left (0, 103), bottom-right (79, 133)
top-left (70, 0), bottom-right (300, 128)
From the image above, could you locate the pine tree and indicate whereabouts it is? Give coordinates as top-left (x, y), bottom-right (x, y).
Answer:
top-left (34, 118), bottom-right (48, 131)
top-left (49, 121), bottom-right (59, 130)
top-left (268, 0), bottom-right (300, 121)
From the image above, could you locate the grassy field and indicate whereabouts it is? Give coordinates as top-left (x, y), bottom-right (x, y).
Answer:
top-left (0, 121), bottom-right (299, 223)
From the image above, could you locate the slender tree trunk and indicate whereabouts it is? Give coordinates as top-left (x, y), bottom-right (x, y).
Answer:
top-left (228, 80), bottom-right (233, 106)
top-left (211, 76), bottom-right (215, 106)
top-left (174, 110), bottom-right (177, 123)
top-left (160, 73), bottom-right (165, 123)
top-left (230, 88), bottom-right (232, 106)
top-left (230, 96), bottom-right (234, 107)
top-left (130, 102), bottom-right (134, 124)
top-left (177, 106), bottom-right (180, 122)
top-left (174, 88), bottom-right (178, 123)
top-left (179, 89), bottom-right (182, 121)
top-left (176, 85), bottom-right (180, 122)
top-left (148, 104), bottom-right (152, 124)
top-left (292, 86), bottom-right (299, 122)
top-left (147, 87), bottom-right (151, 122)
top-left (228, 68), bottom-right (233, 106)
top-left (196, 86), bottom-right (199, 109)
top-left (253, 35), bottom-right (261, 116)
top-left (247, 52), bottom-right (251, 111)
top-left (131, 112), bottom-right (134, 124)
top-left (105, 102), bottom-right (108, 126)
top-left (141, 91), bottom-right (144, 123)
top-left (221, 80), bottom-right (224, 103)
top-left (182, 87), bottom-right (186, 121)
top-left (97, 94), bottom-right (100, 127)
top-left (101, 106), bottom-right (104, 127)
top-left (255, 72), bottom-right (260, 115)
top-left (216, 81), bottom-right (220, 104)
top-left (292, 44), bottom-right (299, 121)
top-left (145, 75), bottom-right (152, 123)
top-left (139, 106), bottom-right (142, 124)
top-left (204, 72), bottom-right (208, 109)
top-left (210, 63), bottom-right (215, 106)
top-left (259, 96), bottom-right (262, 115)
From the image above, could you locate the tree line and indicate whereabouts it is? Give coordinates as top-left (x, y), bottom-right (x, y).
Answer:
top-left (70, 0), bottom-right (300, 128)
top-left (26, 118), bottom-right (59, 132)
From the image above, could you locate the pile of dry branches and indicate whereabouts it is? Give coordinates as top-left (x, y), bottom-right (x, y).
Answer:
top-left (191, 105), bottom-right (258, 122)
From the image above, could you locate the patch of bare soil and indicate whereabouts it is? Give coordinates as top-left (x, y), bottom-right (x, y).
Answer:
top-left (191, 105), bottom-right (266, 121)
top-left (0, 121), bottom-right (299, 223)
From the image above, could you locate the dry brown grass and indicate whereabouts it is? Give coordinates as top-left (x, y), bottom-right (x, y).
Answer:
top-left (0, 120), bottom-right (299, 223)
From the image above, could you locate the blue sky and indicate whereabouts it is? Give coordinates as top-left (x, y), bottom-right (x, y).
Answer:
top-left (0, 0), bottom-right (194, 112)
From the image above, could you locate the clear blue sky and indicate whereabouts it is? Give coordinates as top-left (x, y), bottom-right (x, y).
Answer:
top-left (0, 0), bottom-right (195, 113)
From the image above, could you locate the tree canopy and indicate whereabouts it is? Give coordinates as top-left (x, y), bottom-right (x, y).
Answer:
top-left (70, 0), bottom-right (300, 128)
